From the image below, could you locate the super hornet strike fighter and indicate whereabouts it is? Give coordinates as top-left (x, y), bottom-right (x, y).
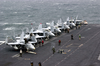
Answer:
top-left (56, 18), bottom-right (70, 31)
top-left (32, 23), bottom-right (55, 40)
top-left (3, 16), bottom-right (87, 54)
top-left (5, 30), bottom-right (36, 54)
top-left (46, 21), bottom-right (62, 35)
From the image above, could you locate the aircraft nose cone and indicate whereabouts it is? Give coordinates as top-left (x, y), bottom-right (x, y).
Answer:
top-left (52, 33), bottom-right (55, 36)
top-left (33, 47), bottom-right (35, 50)
top-left (67, 26), bottom-right (70, 29)
top-left (58, 29), bottom-right (61, 32)
top-left (32, 45), bottom-right (35, 50)
top-left (72, 23), bottom-right (76, 26)
top-left (31, 45), bottom-right (35, 50)
top-left (49, 32), bottom-right (55, 36)
top-left (28, 43), bottom-right (36, 50)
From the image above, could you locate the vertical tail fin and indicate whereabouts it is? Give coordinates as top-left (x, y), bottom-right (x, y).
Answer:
top-left (45, 23), bottom-right (47, 28)
top-left (62, 23), bottom-right (64, 29)
top-left (51, 26), bottom-right (54, 32)
top-left (76, 15), bottom-right (78, 20)
top-left (32, 34), bottom-right (37, 43)
top-left (34, 36), bottom-right (37, 43)
top-left (50, 21), bottom-right (55, 32)
top-left (12, 30), bottom-right (16, 41)
top-left (59, 18), bottom-right (62, 24)
top-left (38, 23), bottom-right (42, 31)
top-left (5, 36), bottom-right (8, 44)
top-left (74, 18), bottom-right (76, 24)
top-left (57, 20), bottom-right (59, 26)
top-left (51, 21), bottom-right (54, 26)
top-left (67, 17), bottom-right (69, 25)
top-left (43, 31), bottom-right (46, 37)
top-left (30, 27), bottom-right (34, 33)
top-left (12, 30), bottom-right (15, 38)
top-left (20, 30), bottom-right (24, 41)
top-left (26, 27), bottom-right (29, 33)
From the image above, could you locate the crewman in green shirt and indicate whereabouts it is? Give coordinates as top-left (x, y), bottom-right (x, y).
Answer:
top-left (79, 34), bottom-right (81, 40)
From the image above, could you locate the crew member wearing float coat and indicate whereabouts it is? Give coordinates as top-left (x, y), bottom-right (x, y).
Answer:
top-left (42, 40), bottom-right (44, 46)
top-left (52, 47), bottom-right (55, 54)
top-left (58, 40), bottom-right (61, 46)
top-left (71, 34), bottom-right (73, 40)
top-left (20, 49), bottom-right (22, 57)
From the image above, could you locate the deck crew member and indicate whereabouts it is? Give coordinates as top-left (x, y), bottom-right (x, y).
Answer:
top-left (38, 62), bottom-right (42, 66)
top-left (67, 29), bottom-right (69, 33)
top-left (42, 40), bottom-right (44, 46)
top-left (76, 26), bottom-right (77, 29)
top-left (65, 29), bottom-right (67, 33)
top-left (20, 49), bottom-right (22, 57)
top-left (30, 61), bottom-right (33, 66)
top-left (79, 34), bottom-right (81, 40)
top-left (78, 24), bottom-right (81, 29)
top-left (28, 33), bottom-right (33, 41)
top-left (58, 40), bottom-right (61, 46)
top-left (52, 46), bottom-right (55, 54)
top-left (38, 39), bottom-right (41, 47)
top-left (71, 34), bottom-right (73, 40)
top-left (24, 38), bottom-right (28, 44)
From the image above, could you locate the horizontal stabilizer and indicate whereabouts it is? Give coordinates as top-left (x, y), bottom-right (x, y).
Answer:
top-left (0, 41), bottom-right (5, 43)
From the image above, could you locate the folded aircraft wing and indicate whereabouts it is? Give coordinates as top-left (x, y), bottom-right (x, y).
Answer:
top-left (35, 34), bottom-right (46, 38)
top-left (7, 42), bottom-right (24, 45)
top-left (29, 41), bottom-right (37, 44)
top-left (33, 30), bottom-right (43, 33)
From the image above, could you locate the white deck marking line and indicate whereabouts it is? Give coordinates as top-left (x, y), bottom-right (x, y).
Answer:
top-left (12, 54), bottom-right (20, 58)
top-left (27, 51), bottom-right (36, 54)
top-left (55, 46), bottom-right (81, 66)
top-left (68, 49), bottom-right (71, 52)
top-left (42, 54), bottom-right (54, 63)
top-left (60, 26), bottom-right (87, 49)
top-left (78, 44), bottom-right (83, 47)
top-left (66, 44), bottom-right (73, 48)
top-left (84, 33), bottom-right (100, 66)
top-left (24, 58), bottom-right (30, 60)
top-left (55, 30), bottom-right (100, 66)
top-left (42, 26), bottom-right (87, 65)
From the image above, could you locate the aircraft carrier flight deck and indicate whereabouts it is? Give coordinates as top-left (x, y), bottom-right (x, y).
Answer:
top-left (1, 24), bottom-right (100, 66)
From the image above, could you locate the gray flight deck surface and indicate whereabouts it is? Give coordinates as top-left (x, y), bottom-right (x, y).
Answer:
top-left (1, 24), bottom-right (100, 66)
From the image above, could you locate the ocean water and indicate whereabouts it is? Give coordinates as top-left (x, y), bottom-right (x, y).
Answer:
top-left (0, 0), bottom-right (100, 40)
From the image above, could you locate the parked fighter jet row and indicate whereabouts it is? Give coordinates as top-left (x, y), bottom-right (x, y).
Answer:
top-left (4, 16), bottom-right (87, 54)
